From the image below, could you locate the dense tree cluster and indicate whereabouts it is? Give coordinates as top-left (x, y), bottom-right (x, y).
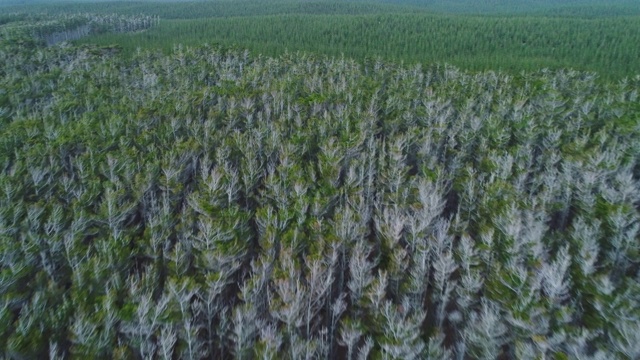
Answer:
top-left (6, 0), bottom-right (640, 19)
top-left (6, 1), bottom-right (640, 79)
top-left (1, 14), bottom-right (640, 359)
top-left (0, 12), bottom-right (157, 47)
top-left (79, 10), bottom-right (640, 80)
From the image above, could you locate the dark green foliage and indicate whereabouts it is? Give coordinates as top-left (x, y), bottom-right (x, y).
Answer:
top-left (3, 0), bottom-right (418, 19)
top-left (383, 0), bottom-right (640, 16)
top-left (75, 7), bottom-right (640, 80)
top-left (6, 1), bottom-right (640, 79)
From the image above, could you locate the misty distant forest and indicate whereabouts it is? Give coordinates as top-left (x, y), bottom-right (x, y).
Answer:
top-left (1, 1), bottom-right (639, 359)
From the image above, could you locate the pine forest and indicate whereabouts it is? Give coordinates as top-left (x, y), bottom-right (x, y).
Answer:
top-left (1, 1), bottom-right (639, 359)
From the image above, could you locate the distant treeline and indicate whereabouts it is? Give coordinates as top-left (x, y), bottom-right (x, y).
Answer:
top-left (382, 0), bottom-right (640, 16)
top-left (5, 1), bottom-right (640, 79)
top-left (77, 12), bottom-right (640, 80)
top-left (2, 1), bottom-right (418, 19)
top-left (0, 13), bottom-right (157, 47)
top-left (5, 0), bottom-right (640, 19)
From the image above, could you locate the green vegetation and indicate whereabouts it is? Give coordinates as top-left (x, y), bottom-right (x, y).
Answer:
top-left (5, 0), bottom-right (640, 18)
top-left (2, 1), bottom-right (419, 19)
top-left (6, 0), bottom-right (637, 80)
top-left (2, 11), bottom-right (640, 359)
top-left (385, 0), bottom-right (640, 16)
top-left (76, 13), bottom-right (640, 80)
